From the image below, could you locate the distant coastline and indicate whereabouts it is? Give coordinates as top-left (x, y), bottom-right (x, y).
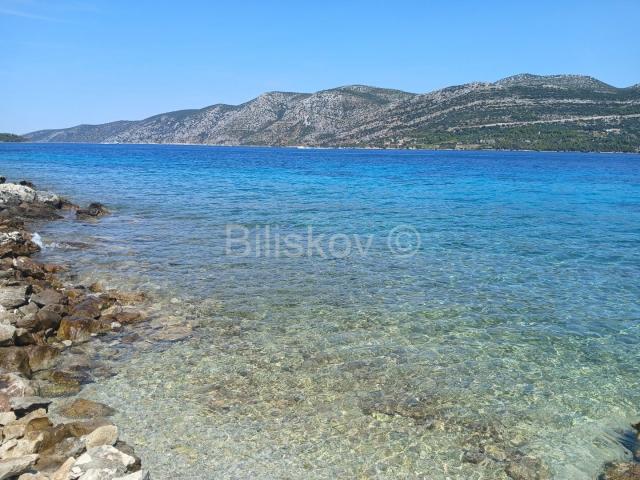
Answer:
top-left (7, 140), bottom-right (640, 156)
top-left (22, 74), bottom-right (640, 154)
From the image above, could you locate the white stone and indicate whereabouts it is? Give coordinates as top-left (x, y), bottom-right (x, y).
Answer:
top-left (0, 323), bottom-right (16, 346)
top-left (51, 457), bottom-right (76, 480)
top-left (82, 426), bottom-right (118, 449)
top-left (0, 286), bottom-right (27, 310)
top-left (0, 184), bottom-right (37, 207)
top-left (0, 454), bottom-right (39, 480)
top-left (0, 411), bottom-right (16, 426)
top-left (34, 191), bottom-right (61, 206)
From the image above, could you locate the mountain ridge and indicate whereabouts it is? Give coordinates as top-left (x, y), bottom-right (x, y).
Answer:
top-left (25, 74), bottom-right (640, 152)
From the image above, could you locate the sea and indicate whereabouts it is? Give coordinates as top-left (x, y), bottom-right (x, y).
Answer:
top-left (1, 143), bottom-right (639, 479)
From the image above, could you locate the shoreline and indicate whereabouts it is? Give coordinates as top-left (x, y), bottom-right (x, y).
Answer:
top-left (5, 141), bottom-right (640, 156)
top-left (1, 178), bottom-right (151, 479)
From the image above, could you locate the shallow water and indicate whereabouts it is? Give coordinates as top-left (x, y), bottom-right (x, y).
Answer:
top-left (1, 144), bottom-right (640, 479)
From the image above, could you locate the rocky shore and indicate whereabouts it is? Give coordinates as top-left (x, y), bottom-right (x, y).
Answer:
top-left (1, 178), bottom-right (149, 479)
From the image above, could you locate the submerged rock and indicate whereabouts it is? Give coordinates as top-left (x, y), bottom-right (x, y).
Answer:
top-left (505, 455), bottom-right (551, 480)
top-left (601, 462), bottom-right (640, 480)
top-left (58, 399), bottom-right (115, 419)
top-left (76, 203), bottom-right (109, 220)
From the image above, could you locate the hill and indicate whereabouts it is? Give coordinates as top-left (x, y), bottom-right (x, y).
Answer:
top-left (25, 75), bottom-right (640, 152)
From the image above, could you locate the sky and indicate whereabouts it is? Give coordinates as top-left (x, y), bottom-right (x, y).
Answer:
top-left (2, 0), bottom-right (639, 133)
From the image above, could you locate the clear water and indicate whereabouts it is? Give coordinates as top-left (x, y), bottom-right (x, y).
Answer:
top-left (1, 144), bottom-right (640, 479)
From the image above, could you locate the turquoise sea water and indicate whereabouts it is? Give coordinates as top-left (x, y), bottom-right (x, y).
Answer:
top-left (1, 144), bottom-right (640, 479)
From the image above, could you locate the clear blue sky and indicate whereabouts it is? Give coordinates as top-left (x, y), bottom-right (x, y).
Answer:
top-left (2, 0), bottom-right (639, 133)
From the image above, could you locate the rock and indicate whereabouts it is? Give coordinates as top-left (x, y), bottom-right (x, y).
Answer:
top-left (505, 455), bottom-right (551, 480)
top-left (0, 372), bottom-right (37, 398)
top-left (50, 457), bottom-right (75, 480)
top-left (35, 370), bottom-right (82, 397)
top-left (101, 308), bottom-right (144, 326)
top-left (13, 258), bottom-right (45, 279)
top-left (0, 454), bottom-right (38, 480)
top-left (34, 191), bottom-right (61, 208)
top-left (103, 291), bottom-right (146, 305)
top-left (18, 307), bottom-right (62, 332)
top-left (0, 411), bottom-right (16, 425)
top-left (1, 433), bottom-right (44, 460)
top-left (0, 347), bottom-right (32, 376)
top-left (76, 203), bottom-right (109, 220)
top-left (18, 473), bottom-right (50, 480)
top-left (0, 231), bottom-right (40, 258)
top-left (56, 316), bottom-right (111, 343)
top-left (111, 442), bottom-right (140, 473)
top-left (88, 283), bottom-right (104, 294)
top-left (18, 302), bottom-right (40, 317)
top-left (25, 345), bottom-right (60, 372)
top-left (0, 285), bottom-right (28, 309)
top-left (601, 462), bottom-right (640, 480)
top-left (0, 392), bottom-right (10, 411)
top-left (114, 471), bottom-right (150, 480)
top-left (0, 184), bottom-right (37, 207)
top-left (18, 181), bottom-right (36, 189)
top-left (10, 397), bottom-right (52, 417)
top-left (1, 423), bottom-right (26, 441)
top-left (70, 298), bottom-right (106, 319)
top-left (0, 323), bottom-right (16, 346)
top-left (58, 399), bottom-right (115, 419)
top-left (462, 448), bottom-right (486, 464)
top-left (14, 328), bottom-right (39, 347)
top-left (30, 290), bottom-right (63, 308)
top-left (72, 445), bottom-right (135, 477)
top-left (83, 425), bottom-right (118, 449)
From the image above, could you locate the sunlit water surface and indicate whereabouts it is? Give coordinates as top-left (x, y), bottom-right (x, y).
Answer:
top-left (1, 144), bottom-right (639, 479)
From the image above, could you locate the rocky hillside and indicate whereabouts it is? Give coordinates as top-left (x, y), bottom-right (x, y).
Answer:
top-left (26, 75), bottom-right (640, 152)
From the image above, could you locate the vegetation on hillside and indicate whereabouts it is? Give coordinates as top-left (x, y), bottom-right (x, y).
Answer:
top-left (0, 133), bottom-right (26, 142)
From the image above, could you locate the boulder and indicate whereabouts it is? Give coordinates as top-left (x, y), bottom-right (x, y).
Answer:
top-left (83, 425), bottom-right (118, 449)
top-left (13, 258), bottom-right (45, 279)
top-left (71, 445), bottom-right (135, 477)
top-left (0, 232), bottom-right (40, 258)
top-left (0, 347), bottom-right (32, 376)
top-left (1, 433), bottom-right (44, 460)
top-left (0, 184), bottom-right (37, 207)
top-left (50, 457), bottom-right (75, 480)
top-left (0, 323), bottom-right (16, 346)
top-left (17, 307), bottom-right (62, 332)
top-left (0, 285), bottom-right (28, 309)
top-left (70, 298), bottom-right (107, 319)
top-left (25, 345), bottom-right (60, 372)
top-left (0, 372), bottom-right (37, 398)
top-left (30, 290), bottom-right (63, 308)
top-left (57, 399), bottom-right (115, 419)
top-left (0, 454), bottom-right (38, 480)
top-left (0, 411), bottom-right (16, 425)
top-left (34, 191), bottom-right (61, 208)
top-left (56, 316), bottom-right (110, 343)
top-left (76, 203), bottom-right (109, 220)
